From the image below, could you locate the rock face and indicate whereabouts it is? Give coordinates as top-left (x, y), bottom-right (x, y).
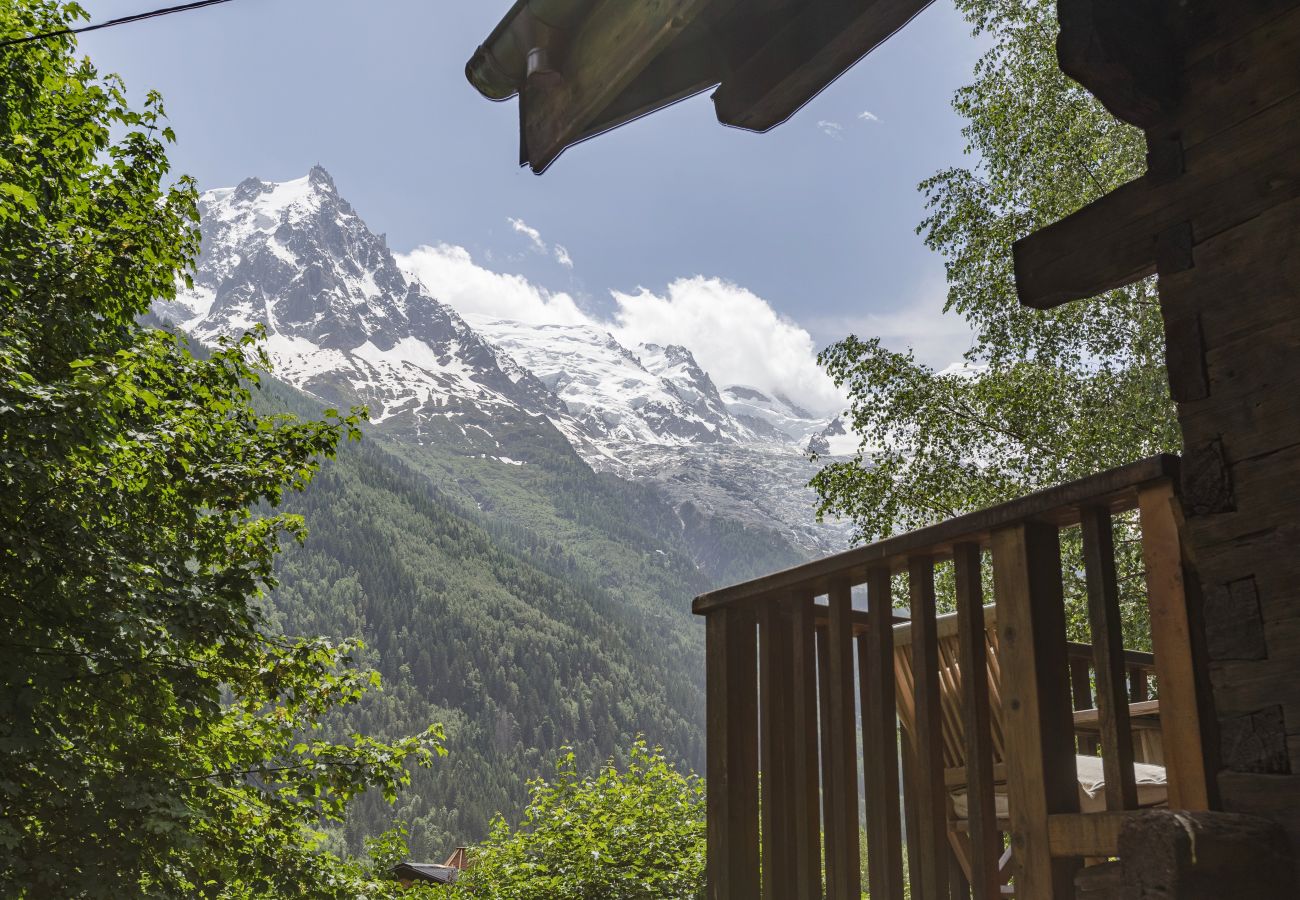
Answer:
top-left (159, 168), bottom-right (855, 557)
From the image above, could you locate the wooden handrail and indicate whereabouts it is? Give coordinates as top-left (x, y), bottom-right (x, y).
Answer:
top-left (1066, 641), bottom-right (1155, 671)
top-left (693, 454), bottom-right (1180, 614)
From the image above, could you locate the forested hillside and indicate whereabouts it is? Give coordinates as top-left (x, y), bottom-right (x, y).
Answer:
top-left (258, 379), bottom-right (803, 858)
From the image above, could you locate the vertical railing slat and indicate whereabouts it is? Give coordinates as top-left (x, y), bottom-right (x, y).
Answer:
top-left (706, 607), bottom-right (760, 899)
top-left (759, 601), bottom-right (793, 900)
top-left (825, 581), bottom-right (861, 898)
top-left (1138, 482), bottom-right (1211, 811)
top-left (816, 625), bottom-right (835, 893)
top-left (909, 555), bottom-right (951, 900)
top-left (954, 542), bottom-right (1000, 900)
top-left (1080, 505), bottom-right (1139, 810)
top-left (991, 522), bottom-right (1080, 899)
top-left (787, 594), bottom-right (823, 898)
top-left (861, 566), bottom-right (905, 900)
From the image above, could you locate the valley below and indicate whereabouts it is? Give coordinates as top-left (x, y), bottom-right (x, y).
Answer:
top-left (156, 166), bottom-right (855, 856)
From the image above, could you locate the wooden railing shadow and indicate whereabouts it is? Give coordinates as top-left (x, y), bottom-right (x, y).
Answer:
top-left (693, 455), bottom-right (1215, 900)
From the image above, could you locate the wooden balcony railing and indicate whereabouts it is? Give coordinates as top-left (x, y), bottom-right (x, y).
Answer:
top-left (692, 455), bottom-right (1214, 900)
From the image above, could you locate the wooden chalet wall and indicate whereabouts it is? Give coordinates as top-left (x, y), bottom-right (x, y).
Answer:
top-left (1015, 0), bottom-right (1300, 866)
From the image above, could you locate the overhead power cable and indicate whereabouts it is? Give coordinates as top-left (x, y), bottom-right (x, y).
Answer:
top-left (0, 0), bottom-right (239, 49)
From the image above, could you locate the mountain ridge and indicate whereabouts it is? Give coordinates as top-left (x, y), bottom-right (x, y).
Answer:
top-left (157, 166), bottom-right (854, 558)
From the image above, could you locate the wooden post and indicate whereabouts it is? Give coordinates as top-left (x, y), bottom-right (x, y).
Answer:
top-left (1138, 482), bottom-right (1211, 811)
top-left (909, 555), bottom-right (951, 900)
top-left (1079, 506), bottom-right (1139, 810)
top-left (706, 608), bottom-right (760, 899)
top-left (954, 543), bottom-right (1000, 900)
top-left (991, 522), bottom-right (1080, 899)
top-left (861, 566), bottom-right (906, 900)
top-left (825, 580), bottom-right (862, 898)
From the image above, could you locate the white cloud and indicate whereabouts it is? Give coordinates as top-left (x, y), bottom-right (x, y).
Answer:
top-left (859, 110), bottom-right (880, 123)
top-left (401, 250), bottom-right (855, 417)
top-left (817, 120), bottom-right (844, 139)
top-left (554, 244), bottom-right (573, 268)
top-left (609, 277), bottom-right (846, 416)
top-left (507, 217), bottom-right (547, 253)
top-left (397, 243), bottom-right (590, 326)
top-left (807, 280), bottom-right (974, 373)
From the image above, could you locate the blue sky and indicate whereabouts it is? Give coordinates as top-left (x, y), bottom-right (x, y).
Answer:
top-left (79, 0), bottom-right (985, 411)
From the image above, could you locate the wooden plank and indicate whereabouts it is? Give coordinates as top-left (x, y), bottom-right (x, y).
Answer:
top-left (861, 566), bottom-right (906, 900)
top-left (758, 601), bottom-right (794, 900)
top-left (521, 0), bottom-right (714, 172)
top-left (1079, 506), bottom-right (1139, 810)
top-left (1138, 483), bottom-right (1212, 811)
top-left (1046, 812), bottom-right (1138, 857)
top-left (786, 594), bottom-right (823, 898)
top-left (694, 455), bottom-right (1180, 614)
top-left (706, 608), bottom-right (761, 899)
top-left (1072, 699), bottom-right (1162, 728)
top-left (990, 522), bottom-right (1080, 898)
top-left (954, 543), bottom-right (1000, 900)
top-left (1171, 4), bottom-right (1300, 151)
top-left (713, 0), bottom-right (934, 132)
top-left (909, 555), bottom-right (951, 899)
top-left (825, 581), bottom-right (861, 898)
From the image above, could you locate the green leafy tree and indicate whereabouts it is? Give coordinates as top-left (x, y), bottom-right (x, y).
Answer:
top-left (812, 0), bottom-right (1177, 538)
top-left (453, 741), bottom-right (706, 899)
top-left (811, 0), bottom-right (1176, 643)
top-left (0, 3), bottom-right (440, 895)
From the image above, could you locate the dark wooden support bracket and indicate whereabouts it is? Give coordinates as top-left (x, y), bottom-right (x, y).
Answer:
top-left (1057, 0), bottom-right (1183, 128)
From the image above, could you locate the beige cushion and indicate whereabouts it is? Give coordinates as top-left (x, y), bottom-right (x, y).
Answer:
top-left (950, 755), bottom-right (1167, 819)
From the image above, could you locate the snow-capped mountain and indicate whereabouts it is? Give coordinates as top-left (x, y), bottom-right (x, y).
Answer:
top-left (158, 168), bottom-right (854, 556)
top-left (158, 167), bottom-right (569, 452)
top-left (467, 318), bottom-right (757, 447)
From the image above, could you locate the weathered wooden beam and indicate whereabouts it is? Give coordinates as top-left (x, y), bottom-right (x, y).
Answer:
top-left (1014, 85), bottom-right (1300, 309)
top-left (712, 0), bottom-right (934, 132)
top-left (521, 0), bottom-right (715, 173)
top-left (1056, 0), bottom-right (1182, 129)
top-left (1013, 177), bottom-right (1160, 310)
